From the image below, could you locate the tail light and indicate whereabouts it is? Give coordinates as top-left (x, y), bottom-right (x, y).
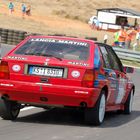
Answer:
top-left (0, 61), bottom-right (10, 79)
top-left (82, 69), bottom-right (97, 88)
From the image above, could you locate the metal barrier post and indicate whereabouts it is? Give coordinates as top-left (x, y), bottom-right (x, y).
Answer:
top-left (103, 34), bottom-right (108, 44)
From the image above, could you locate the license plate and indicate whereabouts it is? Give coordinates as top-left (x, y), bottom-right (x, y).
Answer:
top-left (29, 66), bottom-right (63, 77)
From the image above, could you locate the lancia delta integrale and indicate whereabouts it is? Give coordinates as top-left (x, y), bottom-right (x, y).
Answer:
top-left (0, 36), bottom-right (135, 125)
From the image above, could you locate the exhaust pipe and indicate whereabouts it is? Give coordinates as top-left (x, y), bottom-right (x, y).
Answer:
top-left (1, 94), bottom-right (10, 100)
top-left (80, 102), bottom-right (87, 108)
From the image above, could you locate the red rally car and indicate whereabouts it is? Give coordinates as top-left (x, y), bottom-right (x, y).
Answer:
top-left (0, 36), bottom-right (135, 125)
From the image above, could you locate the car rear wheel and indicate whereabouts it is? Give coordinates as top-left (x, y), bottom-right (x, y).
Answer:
top-left (124, 90), bottom-right (134, 114)
top-left (85, 91), bottom-right (106, 125)
top-left (0, 98), bottom-right (21, 120)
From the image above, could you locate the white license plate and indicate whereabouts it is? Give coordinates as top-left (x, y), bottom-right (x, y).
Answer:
top-left (29, 66), bottom-right (63, 77)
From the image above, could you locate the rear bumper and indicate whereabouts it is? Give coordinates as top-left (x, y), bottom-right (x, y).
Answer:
top-left (0, 80), bottom-right (101, 108)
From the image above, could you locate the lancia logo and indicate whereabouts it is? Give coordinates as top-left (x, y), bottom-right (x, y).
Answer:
top-left (44, 58), bottom-right (50, 66)
top-left (44, 62), bottom-right (48, 66)
top-left (46, 58), bottom-right (50, 61)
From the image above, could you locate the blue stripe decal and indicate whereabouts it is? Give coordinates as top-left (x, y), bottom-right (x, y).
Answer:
top-left (98, 74), bottom-right (106, 80)
top-left (94, 80), bottom-right (99, 87)
top-left (94, 47), bottom-right (101, 69)
top-left (94, 74), bottom-right (105, 87)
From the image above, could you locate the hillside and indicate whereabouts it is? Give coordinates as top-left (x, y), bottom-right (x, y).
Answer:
top-left (0, 0), bottom-right (140, 43)
top-left (4, 0), bottom-right (140, 22)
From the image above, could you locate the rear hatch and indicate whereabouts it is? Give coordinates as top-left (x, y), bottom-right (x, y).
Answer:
top-left (3, 37), bottom-right (96, 87)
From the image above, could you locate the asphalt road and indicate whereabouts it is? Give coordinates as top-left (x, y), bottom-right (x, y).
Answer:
top-left (0, 44), bottom-right (140, 140)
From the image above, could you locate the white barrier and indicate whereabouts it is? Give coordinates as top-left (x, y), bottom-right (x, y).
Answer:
top-left (113, 47), bottom-right (140, 63)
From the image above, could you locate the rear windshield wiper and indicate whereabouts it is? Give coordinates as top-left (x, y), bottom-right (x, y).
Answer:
top-left (35, 53), bottom-right (62, 61)
top-left (24, 52), bottom-right (35, 55)
top-left (24, 52), bottom-right (62, 61)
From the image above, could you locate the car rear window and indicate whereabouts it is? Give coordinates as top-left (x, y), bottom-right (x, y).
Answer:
top-left (14, 38), bottom-right (90, 61)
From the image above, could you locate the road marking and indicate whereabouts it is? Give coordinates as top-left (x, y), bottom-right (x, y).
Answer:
top-left (21, 106), bottom-right (35, 111)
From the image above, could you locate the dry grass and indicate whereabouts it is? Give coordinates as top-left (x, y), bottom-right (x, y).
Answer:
top-left (0, 0), bottom-right (140, 45)
top-left (8, 0), bottom-right (140, 22)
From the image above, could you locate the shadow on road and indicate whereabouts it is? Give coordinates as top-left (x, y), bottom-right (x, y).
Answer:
top-left (101, 110), bottom-right (140, 128)
top-left (14, 108), bottom-right (140, 128)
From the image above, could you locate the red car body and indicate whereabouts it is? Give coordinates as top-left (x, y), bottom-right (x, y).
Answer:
top-left (0, 36), bottom-right (135, 125)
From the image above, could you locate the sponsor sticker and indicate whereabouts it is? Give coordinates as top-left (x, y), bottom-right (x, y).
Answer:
top-left (0, 83), bottom-right (14, 87)
top-left (12, 65), bottom-right (21, 72)
top-left (71, 70), bottom-right (80, 78)
top-left (7, 56), bottom-right (27, 60)
top-left (68, 61), bottom-right (89, 66)
top-left (30, 38), bottom-right (88, 47)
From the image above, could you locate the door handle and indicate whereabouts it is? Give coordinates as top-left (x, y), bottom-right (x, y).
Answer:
top-left (117, 73), bottom-right (121, 78)
top-left (105, 72), bottom-right (109, 77)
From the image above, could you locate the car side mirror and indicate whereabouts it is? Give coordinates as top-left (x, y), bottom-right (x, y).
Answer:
top-left (123, 66), bottom-right (134, 73)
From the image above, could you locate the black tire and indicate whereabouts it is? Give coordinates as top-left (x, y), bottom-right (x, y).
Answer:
top-left (16, 40), bottom-right (23, 44)
top-left (48, 34), bottom-right (66, 37)
top-left (1, 38), bottom-right (7, 44)
top-left (0, 98), bottom-right (21, 120)
top-left (11, 41), bottom-right (17, 45)
top-left (85, 37), bottom-right (98, 41)
top-left (0, 28), bottom-right (2, 36)
top-left (13, 31), bottom-right (20, 37)
top-left (85, 91), bottom-right (106, 125)
top-left (124, 90), bottom-right (134, 114)
top-left (8, 31), bottom-right (14, 37)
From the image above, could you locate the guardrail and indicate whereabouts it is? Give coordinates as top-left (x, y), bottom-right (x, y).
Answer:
top-left (113, 47), bottom-right (140, 63)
